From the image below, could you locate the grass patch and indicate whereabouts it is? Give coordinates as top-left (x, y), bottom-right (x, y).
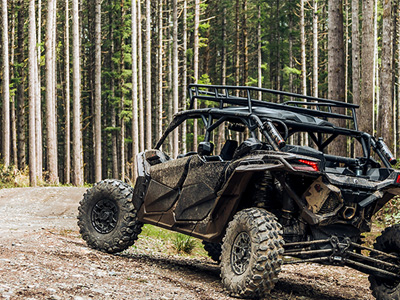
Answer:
top-left (374, 196), bottom-right (400, 227)
top-left (172, 233), bottom-right (197, 254)
top-left (135, 224), bottom-right (208, 258)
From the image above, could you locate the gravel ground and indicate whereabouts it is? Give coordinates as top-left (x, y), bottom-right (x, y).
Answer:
top-left (0, 187), bottom-right (376, 300)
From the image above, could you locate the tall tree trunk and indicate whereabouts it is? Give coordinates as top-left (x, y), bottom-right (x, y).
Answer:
top-left (182, 0), bottom-right (187, 153)
top-left (243, 0), bottom-right (248, 86)
top-left (313, 0), bottom-right (318, 98)
top-left (378, 0), bottom-right (393, 147)
top-left (120, 2), bottom-right (126, 181)
top-left (10, 1), bottom-right (18, 167)
top-left (193, 0), bottom-right (200, 149)
top-left (2, 0), bottom-right (10, 167)
top-left (46, 0), bottom-right (59, 183)
top-left (216, 4), bottom-right (227, 154)
top-left (132, 0), bottom-right (139, 181)
top-left (28, 0), bottom-right (37, 186)
top-left (145, 0), bottom-right (152, 149)
top-left (72, 0), bottom-right (83, 186)
top-left (398, 3), bottom-right (400, 157)
top-left (300, 0), bottom-right (308, 145)
top-left (351, 0), bottom-right (361, 155)
top-left (138, 0), bottom-right (144, 153)
top-left (352, 0), bottom-right (360, 107)
top-left (64, 0), bottom-right (71, 184)
top-left (94, 0), bottom-right (102, 182)
top-left (109, 15), bottom-right (118, 179)
top-left (36, 0), bottom-right (42, 180)
top-left (257, 4), bottom-right (262, 98)
top-left (300, 0), bottom-right (306, 97)
top-left (172, 0), bottom-right (179, 158)
top-left (158, 0), bottom-right (163, 144)
top-left (328, 0), bottom-right (346, 156)
top-left (17, 0), bottom-right (26, 170)
top-left (360, 0), bottom-right (375, 136)
top-left (235, 0), bottom-right (240, 89)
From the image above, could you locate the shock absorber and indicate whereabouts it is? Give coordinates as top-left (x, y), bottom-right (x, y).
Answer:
top-left (253, 172), bottom-right (274, 208)
top-left (376, 138), bottom-right (397, 166)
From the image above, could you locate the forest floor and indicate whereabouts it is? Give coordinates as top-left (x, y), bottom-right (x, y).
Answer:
top-left (0, 187), bottom-right (378, 300)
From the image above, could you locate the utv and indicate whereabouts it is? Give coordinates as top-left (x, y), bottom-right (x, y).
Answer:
top-left (78, 84), bottom-right (400, 299)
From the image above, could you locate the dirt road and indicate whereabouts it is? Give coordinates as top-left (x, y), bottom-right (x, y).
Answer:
top-left (0, 187), bottom-right (375, 300)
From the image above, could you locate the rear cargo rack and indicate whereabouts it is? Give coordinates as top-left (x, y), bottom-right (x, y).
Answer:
top-left (188, 84), bottom-right (359, 130)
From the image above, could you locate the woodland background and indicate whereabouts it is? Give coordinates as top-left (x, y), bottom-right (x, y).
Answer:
top-left (0, 0), bottom-right (398, 186)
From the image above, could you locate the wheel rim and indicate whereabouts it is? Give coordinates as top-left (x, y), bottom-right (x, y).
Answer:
top-left (231, 231), bottom-right (251, 275)
top-left (91, 198), bottom-right (119, 234)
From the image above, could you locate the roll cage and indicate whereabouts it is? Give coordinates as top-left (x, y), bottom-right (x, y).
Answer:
top-left (155, 84), bottom-right (396, 169)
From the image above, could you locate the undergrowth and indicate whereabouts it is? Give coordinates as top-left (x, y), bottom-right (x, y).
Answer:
top-left (138, 224), bottom-right (207, 257)
top-left (374, 196), bottom-right (400, 227)
top-left (0, 165), bottom-right (30, 188)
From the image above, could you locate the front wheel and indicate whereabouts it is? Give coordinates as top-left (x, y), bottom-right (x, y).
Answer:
top-left (220, 208), bottom-right (284, 298)
top-left (369, 224), bottom-right (400, 300)
top-left (77, 179), bottom-right (143, 253)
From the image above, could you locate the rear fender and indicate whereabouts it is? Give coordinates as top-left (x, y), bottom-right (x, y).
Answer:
top-left (202, 163), bottom-right (285, 242)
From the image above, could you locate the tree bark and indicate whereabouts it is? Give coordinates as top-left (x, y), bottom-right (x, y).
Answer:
top-left (312, 0), bottom-right (318, 98)
top-left (132, 0), bottom-right (139, 181)
top-left (138, 0), bottom-right (144, 153)
top-left (10, 1), bottom-right (17, 167)
top-left (351, 0), bottom-right (361, 155)
top-left (378, 0), bottom-right (393, 148)
top-left (2, 0), bottom-right (10, 167)
top-left (17, 0), bottom-right (26, 170)
top-left (172, 0), bottom-right (179, 158)
top-left (328, 0), bottom-right (346, 156)
top-left (28, 0), bottom-right (37, 186)
top-left (145, 0), bottom-right (152, 149)
top-left (182, 0), bottom-right (187, 153)
top-left (243, 0), bottom-right (248, 86)
top-left (193, 0), bottom-right (200, 149)
top-left (158, 0), bottom-right (163, 146)
top-left (46, 0), bottom-right (59, 183)
top-left (72, 0), bottom-right (83, 186)
top-left (64, 0), bottom-right (71, 184)
top-left (35, 0), bottom-right (42, 180)
top-left (94, 0), bottom-right (102, 182)
top-left (360, 0), bottom-right (375, 136)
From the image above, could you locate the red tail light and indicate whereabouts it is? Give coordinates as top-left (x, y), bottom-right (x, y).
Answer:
top-left (294, 159), bottom-right (320, 172)
top-left (396, 174), bottom-right (400, 184)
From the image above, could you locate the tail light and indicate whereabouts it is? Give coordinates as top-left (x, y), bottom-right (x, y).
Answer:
top-left (293, 159), bottom-right (320, 172)
top-left (396, 174), bottom-right (400, 184)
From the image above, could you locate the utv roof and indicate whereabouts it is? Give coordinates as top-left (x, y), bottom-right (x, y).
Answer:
top-left (187, 84), bottom-right (359, 131)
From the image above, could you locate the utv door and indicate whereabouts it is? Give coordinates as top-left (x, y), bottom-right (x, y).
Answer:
top-left (174, 155), bottom-right (227, 221)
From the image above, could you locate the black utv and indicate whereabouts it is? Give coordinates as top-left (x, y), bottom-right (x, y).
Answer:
top-left (78, 84), bottom-right (400, 299)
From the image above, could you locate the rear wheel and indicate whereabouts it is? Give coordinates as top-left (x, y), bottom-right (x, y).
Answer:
top-left (220, 208), bottom-right (284, 298)
top-left (77, 179), bottom-right (143, 253)
top-left (369, 224), bottom-right (400, 300)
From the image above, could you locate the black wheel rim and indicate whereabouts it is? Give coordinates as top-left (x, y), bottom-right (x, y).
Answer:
top-left (91, 198), bottom-right (119, 234)
top-left (231, 231), bottom-right (251, 275)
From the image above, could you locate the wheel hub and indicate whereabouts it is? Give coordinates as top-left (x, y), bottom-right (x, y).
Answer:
top-left (91, 199), bottom-right (119, 234)
top-left (231, 231), bottom-right (251, 275)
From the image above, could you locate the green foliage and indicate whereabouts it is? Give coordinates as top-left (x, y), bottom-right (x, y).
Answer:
top-left (172, 233), bottom-right (197, 254)
top-left (283, 66), bottom-right (302, 76)
top-left (375, 196), bottom-right (400, 226)
top-left (0, 165), bottom-right (30, 188)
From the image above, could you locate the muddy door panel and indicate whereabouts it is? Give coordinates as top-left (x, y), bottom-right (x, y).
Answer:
top-left (142, 156), bottom-right (191, 223)
top-left (175, 156), bottom-right (227, 221)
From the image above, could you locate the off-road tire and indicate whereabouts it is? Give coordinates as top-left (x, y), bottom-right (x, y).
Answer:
top-left (203, 241), bottom-right (222, 263)
top-left (369, 224), bottom-right (400, 300)
top-left (220, 208), bottom-right (284, 298)
top-left (77, 179), bottom-right (143, 254)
